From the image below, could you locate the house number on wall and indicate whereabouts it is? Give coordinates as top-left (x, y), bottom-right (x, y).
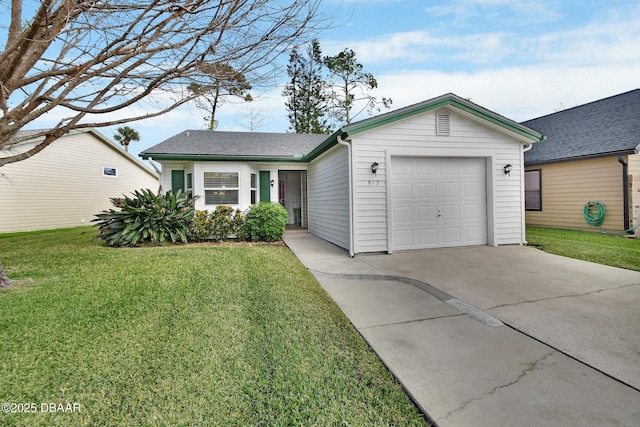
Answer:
top-left (368, 180), bottom-right (382, 186)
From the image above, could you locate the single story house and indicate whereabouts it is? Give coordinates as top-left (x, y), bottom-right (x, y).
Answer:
top-left (141, 93), bottom-right (544, 255)
top-left (523, 89), bottom-right (640, 234)
top-left (0, 128), bottom-right (159, 233)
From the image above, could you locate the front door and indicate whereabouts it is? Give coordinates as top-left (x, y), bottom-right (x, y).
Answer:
top-left (171, 170), bottom-right (184, 194)
top-left (278, 170), bottom-right (308, 229)
top-left (259, 171), bottom-right (271, 202)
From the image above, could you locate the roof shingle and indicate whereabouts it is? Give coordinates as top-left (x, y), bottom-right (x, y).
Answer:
top-left (140, 130), bottom-right (327, 159)
top-left (523, 89), bottom-right (640, 165)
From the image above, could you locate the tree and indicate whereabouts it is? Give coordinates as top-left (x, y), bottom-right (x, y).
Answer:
top-left (283, 39), bottom-right (331, 134)
top-left (113, 126), bottom-right (140, 152)
top-left (0, 0), bottom-right (324, 287)
top-left (0, 0), bottom-right (323, 167)
top-left (187, 62), bottom-right (253, 131)
top-left (323, 48), bottom-right (392, 124)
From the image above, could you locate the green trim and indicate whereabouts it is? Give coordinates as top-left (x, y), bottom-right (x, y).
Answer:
top-left (341, 94), bottom-right (544, 142)
top-left (140, 154), bottom-right (308, 163)
top-left (303, 133), bottom-right (341, 161)
top-left (140, 94), bottom-right (544, 164)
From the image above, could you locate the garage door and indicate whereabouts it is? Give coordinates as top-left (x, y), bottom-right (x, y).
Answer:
top-left (391, 157), bottom-right (487, 250)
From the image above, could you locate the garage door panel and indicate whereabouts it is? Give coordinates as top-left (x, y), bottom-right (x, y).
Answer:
top-left (417, 183), bottom-right (436, 199)
top-left (464, 203), bottom-right (485, 219)
top-left (441, 205), bottom-right (460, 220)
top-left (416, 159), bottom-right (437, 176)
top-left (465, 226), bottom-right (486, 243)
top-left (441, 227), bottom-right (461, 244)
top-left (463, 181), bottom-right (485, 197)
top-left (440, 182), bottom-right (460, 198)
top-left (391, 157), bottom-right (487, 250)
top-left (417, 206), bottom-right (437, 221)
top-left (393, 206), bottom-right (413, 223)
top-left (392, 182), bottom-right (413, 199)
top-left (393, 230), bottom-right (414, 248)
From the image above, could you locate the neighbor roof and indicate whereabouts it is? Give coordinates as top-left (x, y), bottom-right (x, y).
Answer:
top-left (523, 89), bottom-right (640, 166)
top-left (140, 131), bottom-right (327, 162)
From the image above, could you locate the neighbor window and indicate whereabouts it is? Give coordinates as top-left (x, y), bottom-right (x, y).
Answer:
top-left (204, 172), bottom-right (239, 205)
top-left (525, 170), bottom-right (542, 210)
top-left (103, 166), bottom-right (118, 177)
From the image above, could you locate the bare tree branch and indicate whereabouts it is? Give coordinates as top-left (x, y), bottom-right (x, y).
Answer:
top-left (0, 0), bottom-right (326, 164)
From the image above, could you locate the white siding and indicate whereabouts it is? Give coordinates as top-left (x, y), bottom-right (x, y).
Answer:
top-left (308, 145), bottom-right (350, 250)
top-left (351, 107), bottom-right (527, 253)
top-left (0, 132), bottom-right (158, 233)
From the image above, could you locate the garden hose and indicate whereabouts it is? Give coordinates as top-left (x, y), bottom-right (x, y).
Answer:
top-left (583, 201), bottom-right (640, 235)
top-left (583, 201), bottom-right (605, 227)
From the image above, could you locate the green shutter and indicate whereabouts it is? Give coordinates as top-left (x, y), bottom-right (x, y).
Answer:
top-left (259, 171), bottom-right (271, 202)
top-left (171, 170), bottom-right (184, 193)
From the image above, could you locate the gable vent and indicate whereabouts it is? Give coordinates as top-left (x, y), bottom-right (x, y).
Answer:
top-left (436, 113), bottom-right (450, 136)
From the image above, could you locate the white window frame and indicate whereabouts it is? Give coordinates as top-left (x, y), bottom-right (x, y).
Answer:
top-left (203, 171), bottom-right (239, 205)
top-left (102, 166), bottom-right (118, 177)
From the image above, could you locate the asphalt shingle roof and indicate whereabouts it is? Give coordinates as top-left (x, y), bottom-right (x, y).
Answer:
top-left (523, 89), bottom-right (640, 165)
top-left (140, 130), bottom-right (328, 159)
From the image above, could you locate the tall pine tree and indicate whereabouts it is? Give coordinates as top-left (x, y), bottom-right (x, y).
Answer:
top-left (324, 48), bottom-right (392, 124)
top-left (283, 39), bottom-right (331, 134)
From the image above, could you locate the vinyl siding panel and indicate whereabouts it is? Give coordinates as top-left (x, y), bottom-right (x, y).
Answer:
top-left (629, 154), bottom-right (640, 234)
top-left (351, 108), bottom-right (527, 253)
top-left (308, 145), bottom-right (350, 250)
top-left (0, 132), bottom-right (158, 233)
top-left (525, 156), bottom-right (624, 231)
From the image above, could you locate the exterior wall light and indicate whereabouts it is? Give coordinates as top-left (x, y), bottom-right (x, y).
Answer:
top-left (371, 162), bottom-right (379, 175)
top-left (270, 179), bottom-right (275, 187)
top-left (503, 164), bottom-right (512, 176)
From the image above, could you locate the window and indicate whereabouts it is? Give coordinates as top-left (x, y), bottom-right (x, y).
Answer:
top-left (250, 173), bottom-right (257, 204)
top-left (186, 173), bottom-right (192, 190)
top-left (525, 170), bottom-right (542, 210)
top-left (204, 172), bottom-right (238, 205)
top-left (103, 166), bottom-right (118, 177)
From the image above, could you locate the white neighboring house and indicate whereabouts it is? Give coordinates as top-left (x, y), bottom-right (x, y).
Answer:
top-left (141, 93), bottom-right (544, 255)
top-left (0, 128), bottom-right (159, 234)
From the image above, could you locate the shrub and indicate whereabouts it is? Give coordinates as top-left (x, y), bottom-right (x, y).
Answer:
top-left (93, 189), bottom-right (194, 246)
top-left (190, 206), bottom-right (245, 242)
top-left (243, 202), bottom-right (289, 242)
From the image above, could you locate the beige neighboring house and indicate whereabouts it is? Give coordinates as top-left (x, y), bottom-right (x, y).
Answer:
top-left (523, 89), bottom-right (640, 234)
top-left (0, 128), bottom-right (159, 234)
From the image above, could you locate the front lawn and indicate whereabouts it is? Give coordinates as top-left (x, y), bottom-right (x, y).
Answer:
top-left (526, 226), bottom-right (640, 271)
top-left (0, 228), bottom-right (427, 426)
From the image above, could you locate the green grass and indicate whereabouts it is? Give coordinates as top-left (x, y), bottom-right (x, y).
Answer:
top-left (526, 226), bottom-right (640, 271)
top-left (0, 228), bottom-right (428, 426)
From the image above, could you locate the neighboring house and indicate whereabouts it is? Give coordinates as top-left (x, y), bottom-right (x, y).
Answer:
top-left (141, 93), bottom-right (543, 255)
top-left (523, 89), bottom-right (640, 234)
top-left (0, 129), bottom-right (159, 233)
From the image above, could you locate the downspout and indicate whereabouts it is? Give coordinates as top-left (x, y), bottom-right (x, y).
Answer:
top-left (618, 155), bottom-right (630, 233)
top-left (521, 143), bottom-right (533, 244)
top-left (337, 134), bottom-right (355, 257)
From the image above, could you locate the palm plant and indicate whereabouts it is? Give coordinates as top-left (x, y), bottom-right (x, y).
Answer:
top-left (113, 126), bottom-right (140, 152)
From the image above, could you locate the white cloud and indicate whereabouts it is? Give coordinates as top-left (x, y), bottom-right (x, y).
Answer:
top-left (373, 62), bottom-right (640, 122)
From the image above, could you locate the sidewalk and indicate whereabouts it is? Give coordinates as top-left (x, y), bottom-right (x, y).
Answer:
top-left (283, 231), bottom-right (640, 427)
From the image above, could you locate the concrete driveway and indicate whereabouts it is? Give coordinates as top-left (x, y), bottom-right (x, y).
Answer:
top-left (283, 232), bottom-right (640, 426)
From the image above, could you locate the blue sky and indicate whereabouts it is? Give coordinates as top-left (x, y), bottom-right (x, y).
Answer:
top-left (22, 0), bottom-right (640, 159)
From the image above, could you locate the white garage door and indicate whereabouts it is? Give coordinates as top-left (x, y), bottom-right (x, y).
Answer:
top-left (391, 157), bottom-right (487, 250)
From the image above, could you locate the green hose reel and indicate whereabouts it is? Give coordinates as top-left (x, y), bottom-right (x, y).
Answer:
top-left (583, 201), bottom-right (605, 227)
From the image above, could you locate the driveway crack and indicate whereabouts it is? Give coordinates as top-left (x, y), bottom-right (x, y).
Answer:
top-left (359, 313), bottom-right (464, 330)
top-left (440, 351), bottom-right (555, 421)
top-left (486, 282), bottom-right (640, 311)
